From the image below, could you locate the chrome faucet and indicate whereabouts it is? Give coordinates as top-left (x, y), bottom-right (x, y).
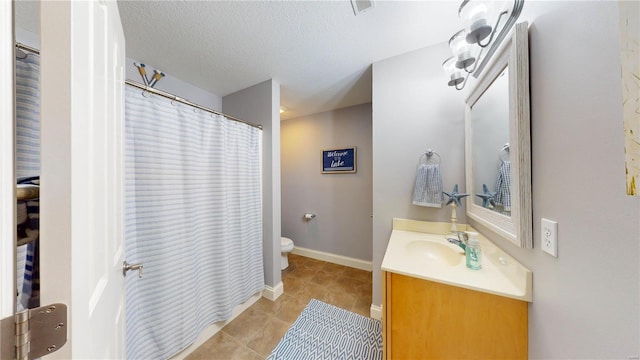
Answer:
top-left (447, 231), bottom-right (468, 251)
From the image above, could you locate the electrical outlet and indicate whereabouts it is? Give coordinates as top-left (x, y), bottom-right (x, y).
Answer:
top-left (541, 218), bottom-right (558, 257)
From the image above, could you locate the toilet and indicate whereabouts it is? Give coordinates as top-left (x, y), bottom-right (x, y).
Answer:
top-left (280, 237), bottom-right (295, 270)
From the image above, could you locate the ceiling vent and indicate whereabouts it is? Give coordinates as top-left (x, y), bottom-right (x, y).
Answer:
top-left (350, 0), bottom-right (375, 16)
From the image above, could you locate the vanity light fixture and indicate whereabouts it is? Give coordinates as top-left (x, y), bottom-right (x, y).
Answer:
top-left (449, 29), bottom-right (476, 70)
top-left (443, 56), bottom-right (465, 88)
top-left (460, 0), bottom-right (501, 47)
top-left (444, 0), bottom-right (524, 90)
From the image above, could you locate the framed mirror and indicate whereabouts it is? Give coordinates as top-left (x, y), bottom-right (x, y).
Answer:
top-left (464, 22), bottom-right (532, 248)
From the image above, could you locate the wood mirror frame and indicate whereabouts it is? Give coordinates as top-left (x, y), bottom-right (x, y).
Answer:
top-left (464, 22), bottom-right (532, 248)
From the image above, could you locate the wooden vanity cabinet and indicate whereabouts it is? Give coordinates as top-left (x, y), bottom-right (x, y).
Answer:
top-left (382, 271), bottom-right (528, 359)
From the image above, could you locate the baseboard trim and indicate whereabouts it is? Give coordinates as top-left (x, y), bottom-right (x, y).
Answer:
top-left (170, 291), bottom-right (262, 360)
top-left (292, 246), bottom-right (372, 271)
top-left (262, 281), bottom-right (284, 301)
top-left (370, 304), bottom-right (382, 320)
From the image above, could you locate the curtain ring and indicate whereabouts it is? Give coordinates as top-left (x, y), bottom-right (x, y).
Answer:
top-left (142, 90), bottom-right (150, 98)
top-left (15, 49), bottom-right (28, 60)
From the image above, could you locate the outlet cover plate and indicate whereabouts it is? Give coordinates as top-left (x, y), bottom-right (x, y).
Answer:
top-left (541, 218), bottom-right (558, 257)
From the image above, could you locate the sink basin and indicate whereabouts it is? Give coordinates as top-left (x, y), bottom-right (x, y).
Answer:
top-left (405, 240), bottom-right (463, 266)
top-left (381, 220), bottom-right (533, 302)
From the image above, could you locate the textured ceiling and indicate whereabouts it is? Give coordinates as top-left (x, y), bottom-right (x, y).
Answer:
top-left (15, 1), bottom-right (462, 120)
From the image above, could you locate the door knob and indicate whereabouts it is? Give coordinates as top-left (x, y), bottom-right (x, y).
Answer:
top-left (123, 261), bottom-right (143, 278)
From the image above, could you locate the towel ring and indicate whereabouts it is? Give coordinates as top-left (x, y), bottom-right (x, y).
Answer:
top-left (418, 149), bottom-right (441, 165)
top-left (499, 143), bottom-right (510, 162)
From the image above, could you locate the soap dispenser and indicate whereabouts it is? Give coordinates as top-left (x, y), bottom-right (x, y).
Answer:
top-left (465, 232), bottom-right (482, 270)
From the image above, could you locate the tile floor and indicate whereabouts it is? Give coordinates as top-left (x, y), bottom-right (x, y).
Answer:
top-left (186, 254), bottom-right (374, 360)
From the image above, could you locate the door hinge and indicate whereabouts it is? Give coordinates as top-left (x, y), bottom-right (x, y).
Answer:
top-left (2, 303), bottom-right (67, 359)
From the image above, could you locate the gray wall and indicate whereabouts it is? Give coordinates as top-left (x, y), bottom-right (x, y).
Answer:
top-left (125, 58), bottom-right (222, 110)
top-left (471, 68), bottom-right (509, 207)
top-left (15, 36), bottom-right (223, 112)
top-left (15, 27), bottom-right (39, 49)
top-left (374, 1), bottom-right (640, 358)
top-left (223, 79), bottom-right (282, 289)
top-left (372, 41), bottom-right (467, 305)
top-left (476, 2), bottom-right (638, 358)
top-left (281, 104), bottom-right (372, 261)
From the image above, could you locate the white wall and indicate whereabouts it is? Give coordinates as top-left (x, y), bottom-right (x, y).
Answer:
top-left (374, 1), bottom-right (639, 358)
top-left (372, 41), bottom-right (467, 306)
top-left (125, 58), bottom-right (222, 110)
top-left (223, 79), bottom-right (282, 291)
top-left (281, 103), bottom-right (372, 261)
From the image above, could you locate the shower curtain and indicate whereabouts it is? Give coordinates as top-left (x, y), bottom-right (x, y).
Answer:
top-left (15, 53), bottom-right (40, 311)
top-left (124, 86), bottom-right (264, 359)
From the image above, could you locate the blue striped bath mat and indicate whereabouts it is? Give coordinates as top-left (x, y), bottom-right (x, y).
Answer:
top-left (267, 299), bottom-right (383, 360)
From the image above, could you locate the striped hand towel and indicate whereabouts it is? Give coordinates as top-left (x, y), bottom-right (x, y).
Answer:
top-left (412, 163), bottom-right (443, 208)
top-left (494, 161), bottom-right (511, 211)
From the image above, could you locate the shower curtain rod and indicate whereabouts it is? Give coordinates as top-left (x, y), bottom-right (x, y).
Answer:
top-left (125, 80), bottom-right (262, 130)
top-left (14, 42), bottom-right (263, 130)
top-left (15, 42), bottom-right (39, 55)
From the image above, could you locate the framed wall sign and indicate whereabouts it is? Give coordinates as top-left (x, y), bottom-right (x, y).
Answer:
top-left (322, 147), bottom-right (357, 174)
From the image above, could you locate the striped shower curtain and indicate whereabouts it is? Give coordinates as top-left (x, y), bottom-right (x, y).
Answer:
top-left (15, 53), bottom-right (40, 311)
top-left (124, 86), bottom-right (264, 359)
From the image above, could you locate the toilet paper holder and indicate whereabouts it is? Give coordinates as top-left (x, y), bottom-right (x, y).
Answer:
top-left (303, 213), bottom-right (316, 220)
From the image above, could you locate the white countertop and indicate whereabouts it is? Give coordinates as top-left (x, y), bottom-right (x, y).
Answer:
top-left (381, 218), bottom-right (532, 302)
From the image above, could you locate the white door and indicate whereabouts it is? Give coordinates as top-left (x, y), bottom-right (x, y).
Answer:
top-left (38, 1), bottom-right (126, 358)
top-left (0, 4), bottom-right (16, 358)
